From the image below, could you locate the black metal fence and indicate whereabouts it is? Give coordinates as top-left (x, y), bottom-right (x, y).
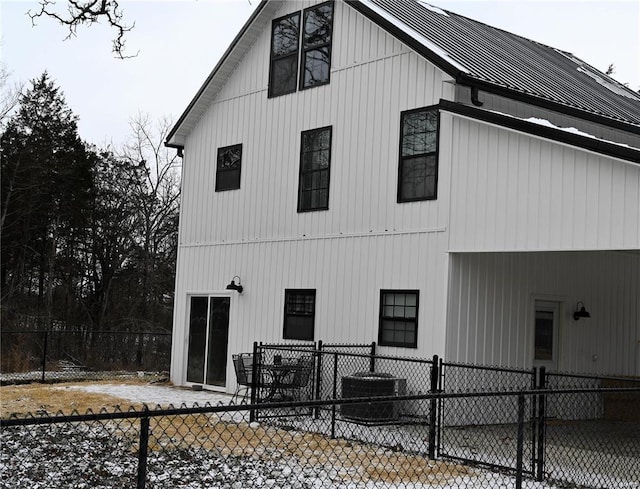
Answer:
top-left (0, 330), bottom-right (171, 384)
top-left (251, 344), bottom-right (640, 486)
top-left (254, 342), bottom-right (432, 400)
top-left (2, 388), bottom-right (639, 489)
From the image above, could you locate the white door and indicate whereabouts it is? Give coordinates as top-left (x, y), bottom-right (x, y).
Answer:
top-left (533, 300), bottom-right (560, 372)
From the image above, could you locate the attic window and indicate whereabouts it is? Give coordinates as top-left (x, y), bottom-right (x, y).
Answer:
top-left (268, 2), bottom-right (334, 98)
top-left (269, 12), bottom-right (300, 97)
top-left (301, 2), bottom-right (334, 89)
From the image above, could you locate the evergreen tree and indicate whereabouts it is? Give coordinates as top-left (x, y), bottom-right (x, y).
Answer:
top-left (1, 72), bottom-right (93, 328)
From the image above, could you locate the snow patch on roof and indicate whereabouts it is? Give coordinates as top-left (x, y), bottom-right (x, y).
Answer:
top-left (523, 117), bottom-right (638, 150)
top-left (524, 117), bottom-right (602, 140)
top-left (553, 48), bottom-right (640, 101)
top-left (417, 1), bottom-right (450, 17)
top-left (577, 66), bottom-right (640, 101)
top-left (488, 111), bottom-right (638, 151)
top-left (360, 0), bottom-right (469, 74)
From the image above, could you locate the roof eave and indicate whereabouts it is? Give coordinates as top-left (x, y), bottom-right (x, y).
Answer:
top-left (439, 99), bottom-right (640, 165)
top-left (457, 74), bottom-right (640, 136)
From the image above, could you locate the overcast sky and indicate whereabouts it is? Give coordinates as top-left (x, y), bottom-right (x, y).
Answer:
top-left (2, 0), bottom-right (638, 148)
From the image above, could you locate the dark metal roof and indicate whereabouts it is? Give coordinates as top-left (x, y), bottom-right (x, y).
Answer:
top-left (357, 0), bottom-right (640, 129)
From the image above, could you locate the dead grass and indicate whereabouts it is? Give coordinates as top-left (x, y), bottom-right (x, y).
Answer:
top-left (147, 415), bottom-right (474, 485)
top-left (1, 382), bottom-right (474, 485)
top-left (0, 379), bottom-right (151, 418)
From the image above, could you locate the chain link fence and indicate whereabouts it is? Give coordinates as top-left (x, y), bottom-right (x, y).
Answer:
top-left (1, 330), bottom-right (171, 384)
top-left (2, 388), bottom-right (639, 489)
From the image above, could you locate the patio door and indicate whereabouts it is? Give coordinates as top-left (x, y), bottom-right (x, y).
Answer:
top-left (186, 295), bottom-right (230, 387)
top-left (533, 300), bottom-right (560, 372)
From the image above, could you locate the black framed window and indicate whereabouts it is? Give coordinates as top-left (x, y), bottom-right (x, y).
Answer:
top-left (283, 289), bottom-right (316, 341)
top-left (398, 107), bottom-right (439, 202)
top-left (269, 12), bottom-right (300, 98)
top-left (268, 2), bottom-right (333, 98)
top-left (298, 126), bottom-right (331, 212)
top-left (378, 290), bottom-right (419, 348)
top-left (215, 144), bottom-right (242, 191)
top-left (300, 2), bottom-right (334, 90)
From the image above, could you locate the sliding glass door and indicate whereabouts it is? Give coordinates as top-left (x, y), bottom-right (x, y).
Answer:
top-left (186, 295), bottom-right (230, 387)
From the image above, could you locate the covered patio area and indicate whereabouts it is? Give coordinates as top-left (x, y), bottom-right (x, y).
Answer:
top-left (445, 250), bottom-right (640, 377)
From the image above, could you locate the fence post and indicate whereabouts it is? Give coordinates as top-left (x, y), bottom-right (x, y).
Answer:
top-left (250, 341), bottom-right (258, 423)
top-left (515, 393), bottom-right (525, 489)
top-left (369, 342), bottom-right (376, 372)
top-left (41, 331), bottom-right (49, 383)
top-left (331, 352), bottom-right (338, 439)
top-left (428, 354), bottom-right (439, 459)
top-left (314, 341), bottom-right (323, 419)
top-left (536, 366), bottom-right (546, 481)
top-left (530, 367), bottom-right (537, 476)
top-left (137, 406), bottom-right (150, 489)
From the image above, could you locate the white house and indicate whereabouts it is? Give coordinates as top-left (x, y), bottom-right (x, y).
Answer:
top-left (166, 0), bottom-right (640, 392)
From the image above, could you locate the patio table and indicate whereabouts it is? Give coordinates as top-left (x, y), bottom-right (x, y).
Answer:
top-left (261, 360), bottom-right (299, 401)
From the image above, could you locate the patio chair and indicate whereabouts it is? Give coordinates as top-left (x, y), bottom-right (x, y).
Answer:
top-left (232, 353), bottom-right (257, 403)
top-left (281, 355), bottom-right (314, 401)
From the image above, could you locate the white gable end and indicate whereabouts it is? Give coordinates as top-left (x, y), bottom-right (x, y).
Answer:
top-left (179, 0), bottom-right (455, 247)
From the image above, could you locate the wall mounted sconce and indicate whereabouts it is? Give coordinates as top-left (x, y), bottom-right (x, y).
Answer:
top-left (226, 276), bottom-right (243, 294)
top-left (573, 301), bottom-right (590, 321)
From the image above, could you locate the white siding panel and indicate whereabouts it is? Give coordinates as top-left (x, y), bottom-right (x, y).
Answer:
top-left (178, 0), bottom-right (454, 249)
top-left (171, 231), bottom-right (449, 388)
top-left (446, 251), bottom-right (640, 376)
top-left (446, 116), bottom-right (640, 251)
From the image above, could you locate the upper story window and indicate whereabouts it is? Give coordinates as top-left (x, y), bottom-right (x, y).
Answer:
top-left (215, 144), bottom-right (242, 191)
top-left (283, 289), bottom-right (316, 341)
top-left (301, 2), bottom-right (333, 89)
top-left (398, 107), bottom-right (439, 202)
top-left (269, 2), bottom-right (334, 98)
top-left (298, 126), bottom-right (332, 212)
top-left (378, 290), bottom-right (419, 348)
top-left (269, 12), bottom-right (300, 98)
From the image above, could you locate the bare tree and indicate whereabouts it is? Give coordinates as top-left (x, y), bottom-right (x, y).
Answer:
top-left (0, 65), bottom-right (23, 128)
top-left (117, 113), bottom-right (181, 329)
top-left (28, 0), bottom-right (135, 58)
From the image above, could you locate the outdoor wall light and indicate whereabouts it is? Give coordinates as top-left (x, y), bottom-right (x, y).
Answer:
top-left (573, 301), bottom-right (590, 321)
top-left (226, 276), bottom-right (243, 294)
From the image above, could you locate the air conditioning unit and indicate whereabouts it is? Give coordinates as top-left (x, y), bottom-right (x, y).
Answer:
top-left (341, 372), bottom-right (407, 422)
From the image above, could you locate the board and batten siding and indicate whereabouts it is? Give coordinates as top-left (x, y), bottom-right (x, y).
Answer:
top-left (171, 230), bottom-right (450, 387)
top-left (171, 0), bottom-right (456, 387)
top-left (443, 113), bottom-right (640, 252)
top-left (446, 251), bottom-right (640, 376)
top-left (178, 0), bottom-right (454, 246)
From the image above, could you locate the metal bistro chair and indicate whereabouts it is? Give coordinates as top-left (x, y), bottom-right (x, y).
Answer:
top-left (232, 353), bottom-right (257, 403)
top-left (282, 355), bottom-right (314, 401)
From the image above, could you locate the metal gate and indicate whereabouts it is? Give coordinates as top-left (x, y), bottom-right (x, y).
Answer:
top-left (437, 362), bottom-right (539, 477)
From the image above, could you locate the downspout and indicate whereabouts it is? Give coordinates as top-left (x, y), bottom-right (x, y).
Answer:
top-left (167, 143), bottom-right (184, 385)
top-left (470, 86), bottom-right (484, 107)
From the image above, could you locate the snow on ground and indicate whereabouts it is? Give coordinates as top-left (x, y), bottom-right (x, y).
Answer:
top-left (54, 382), bottom-right (234, 407)
top-left (3, 383), bottom-right (636, 489)
top-left (1, 419), bottom-right (562, 489)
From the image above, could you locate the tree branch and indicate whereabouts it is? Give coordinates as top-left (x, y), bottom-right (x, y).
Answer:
top-left (28, 0), bottom-right (137, 58)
